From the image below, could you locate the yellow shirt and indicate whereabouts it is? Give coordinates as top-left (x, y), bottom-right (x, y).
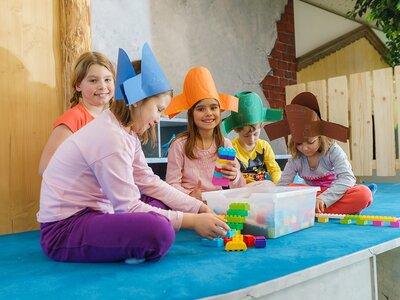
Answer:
top-left (232, 137), bottom-right (282, 184)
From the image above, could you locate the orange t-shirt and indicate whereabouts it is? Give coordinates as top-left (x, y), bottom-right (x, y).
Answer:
top-left (52, 103), bottom-right (94, 133)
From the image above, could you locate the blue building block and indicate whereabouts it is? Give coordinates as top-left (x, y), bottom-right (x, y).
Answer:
top-left (201, 238), bottom-right (224, 247)
top-left (225, 229), bottom-right (236, 238)
top-left (217, 147), bottom-right (236, 160)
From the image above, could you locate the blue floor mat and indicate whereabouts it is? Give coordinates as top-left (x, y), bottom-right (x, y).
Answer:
top-left (1, 183), bottom-right (399, 299)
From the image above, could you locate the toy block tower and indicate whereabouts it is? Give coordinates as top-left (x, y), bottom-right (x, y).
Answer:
top-left (225, 202), bottom-right (250, 251)
top-left (212, 147), bottom-right (236, 187)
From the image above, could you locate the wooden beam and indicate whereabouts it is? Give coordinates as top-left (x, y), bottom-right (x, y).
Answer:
top-left (59, 0), bottom-right (91, 111)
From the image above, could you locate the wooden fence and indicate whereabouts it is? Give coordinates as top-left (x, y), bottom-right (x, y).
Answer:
top-left (286, 66), bottom-right (400, 177)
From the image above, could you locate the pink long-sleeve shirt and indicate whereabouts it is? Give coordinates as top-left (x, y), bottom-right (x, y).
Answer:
top-left (37, 110), bottom-right (201, 230)
top-left (166, 136), bottom-right (246, 194)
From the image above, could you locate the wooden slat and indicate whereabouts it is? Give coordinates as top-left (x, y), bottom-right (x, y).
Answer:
top-left (372, 68), bottom-right (396, 176)
top-left (0, 0), bottom-right (12, 234)
top-left (306, 80), bottom-right (327, 120)
top-left (60, 0), bottom-right (91, 111)
top-left (0, 0), bottom-right (63, 233)
top-left (395, 66), bottom-right (400, 161)
top-left (285, 84), bottom-right (305, 104)
top-left (349, 72), bottom-right (373, 176)
top-left (327, 76), bottom-right (350, 159)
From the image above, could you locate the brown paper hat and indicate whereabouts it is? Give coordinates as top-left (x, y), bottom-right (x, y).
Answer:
top-left (264, 92), bottom-right (349, 143)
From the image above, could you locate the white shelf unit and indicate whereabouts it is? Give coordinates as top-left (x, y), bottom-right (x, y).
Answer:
top-left (143, 117), bottom-right (187, 163)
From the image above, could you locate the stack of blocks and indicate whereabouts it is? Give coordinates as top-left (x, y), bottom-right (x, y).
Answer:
top-left (212, 147), bottom-right (236, 187)
top-left (225, 203), bottom-right (249, 251)
top-left (201, 202), bottom-right (266, 251)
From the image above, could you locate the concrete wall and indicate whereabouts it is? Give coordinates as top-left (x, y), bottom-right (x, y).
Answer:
top-left (91, 0), bottom-right (288, 153)
top-left (92, 0), bottom-right (287, 97)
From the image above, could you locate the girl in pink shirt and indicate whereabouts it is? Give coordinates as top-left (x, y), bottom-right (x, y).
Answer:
top-left (38, 44), bottom-right (229, 263)
top-left (164, 67), bottom-right (246, 201)
top-left (38, 51), bottom-right (116, 175)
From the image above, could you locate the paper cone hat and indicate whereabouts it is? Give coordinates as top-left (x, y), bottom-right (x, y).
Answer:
top-left (264, 92), bottom-right (349, 143)
top-left (115, 43), bottom-right (172, 105)
top-left (220, 91), bottom-right (283, 136)
top-left (163, 66), bottom-right (238, 118)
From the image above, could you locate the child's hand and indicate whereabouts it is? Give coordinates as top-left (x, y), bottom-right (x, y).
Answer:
top-left (198, 202), bottom-right (213, 214)
top-left (315, 198), bottom-right (326, 213)
top-left (189, 180), bottom-right (203, 200)
top-left (192, 213), bottom-right (230, 240)
top-left (221, 160), bottom-right (239, 181)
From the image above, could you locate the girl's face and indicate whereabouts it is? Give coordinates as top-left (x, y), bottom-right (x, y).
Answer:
top-left (130, 92), bottom-right (172, 134)
top-left (295, 136), bottom-right (320, 157)
top-left (76, 64), bottom-right (115, 107)
top-left (237, 125), bottom-right (261, 147)
top-left (192, 98), bottom-right (220, 132)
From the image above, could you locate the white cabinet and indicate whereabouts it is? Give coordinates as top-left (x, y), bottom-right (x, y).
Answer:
top-left (143, 117), bottom-right (187, 163)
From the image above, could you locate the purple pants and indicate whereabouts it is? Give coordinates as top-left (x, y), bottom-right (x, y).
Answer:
top-left (40, 197), bottom-right (174, 263)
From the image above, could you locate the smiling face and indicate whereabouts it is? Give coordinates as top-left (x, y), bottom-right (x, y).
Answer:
top-left (130, 92), bottom-right (172, 135)
top-left (192, 98), bottom-right (221, 133)
top-left (75, 64), bottom-right (115, 108)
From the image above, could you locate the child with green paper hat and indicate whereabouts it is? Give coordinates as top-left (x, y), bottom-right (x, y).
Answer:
top-left (221, 91), bottom-right (283, 184)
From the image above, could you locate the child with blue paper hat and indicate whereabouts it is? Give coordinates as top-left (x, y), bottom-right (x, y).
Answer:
top-left (37, 43), bottom-right (229, 264)
top-left (221, 91), bottom-right (283, 184)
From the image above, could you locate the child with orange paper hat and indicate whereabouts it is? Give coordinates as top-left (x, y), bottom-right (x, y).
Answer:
top-left (221, 91), bottom-right (283, 184)
top-left (264, 91), bottom-right (373, 214)
top-left (164, 67), bottom-right (246, 200)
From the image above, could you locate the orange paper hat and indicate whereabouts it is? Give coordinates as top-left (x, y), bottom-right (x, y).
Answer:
top-left (164, 67), bottom-right (238, 118)
top-left (264, 92), bottom-right (349, 143)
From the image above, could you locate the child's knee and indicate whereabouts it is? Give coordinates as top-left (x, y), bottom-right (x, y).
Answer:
top-left (356, 184), bottom-right (373, 207)
top-left (146, 212), bottom-right (175, 258)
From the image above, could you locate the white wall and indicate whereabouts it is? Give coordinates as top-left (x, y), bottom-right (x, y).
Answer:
top-left (92, 0), bottom-right (287, 97)
top-left (91, 0), bottom-right (289, 153)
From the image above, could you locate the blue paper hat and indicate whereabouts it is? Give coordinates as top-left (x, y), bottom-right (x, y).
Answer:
top-left (115, 43), bottom-right (172, 105)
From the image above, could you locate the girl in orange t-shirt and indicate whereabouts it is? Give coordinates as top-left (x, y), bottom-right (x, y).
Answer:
top-left (38, 52), bottom-right (115, 175)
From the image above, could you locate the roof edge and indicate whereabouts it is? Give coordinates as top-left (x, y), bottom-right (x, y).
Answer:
top-left (297, 25), bottom-right (387, 71)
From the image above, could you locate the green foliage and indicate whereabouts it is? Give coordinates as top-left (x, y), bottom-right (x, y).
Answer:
top-left (348, 0), bottom-right (400, 66)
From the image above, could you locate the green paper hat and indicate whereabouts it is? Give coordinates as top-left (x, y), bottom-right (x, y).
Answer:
top-left (220, 91), bottom-right (283, 136)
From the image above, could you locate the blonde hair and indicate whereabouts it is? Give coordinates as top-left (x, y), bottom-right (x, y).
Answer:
top-left (288, 135), bottom-right (334, 159)
top-left (173, 100), bottom-right (224, 160)
top-left (70, 51), bottom-right (116, 108)
top-left (110, 91), bottom-right (173, 145)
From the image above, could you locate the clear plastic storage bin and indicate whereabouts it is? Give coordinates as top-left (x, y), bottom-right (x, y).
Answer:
top-left (202, 186), bottom-right (319, 238)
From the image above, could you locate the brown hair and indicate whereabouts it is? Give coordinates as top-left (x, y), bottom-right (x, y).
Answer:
top-left (173, 100), bottom-right (224, 160)
top-left (110, 90), bottom-right (173, 145)
top-left (131, 60), bottom-right (141, 74)
top-left (234, 123), bottom-right (261, 134)
top-left (288, 135), bottom-right (334, 159)
top-left (69, 51), bottom-right (116, 108)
